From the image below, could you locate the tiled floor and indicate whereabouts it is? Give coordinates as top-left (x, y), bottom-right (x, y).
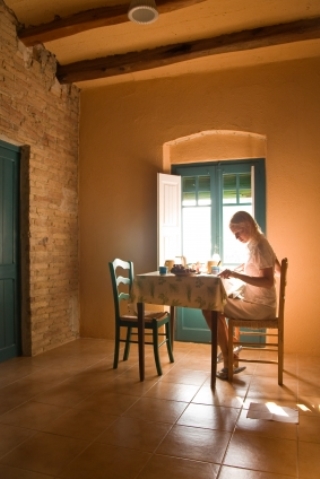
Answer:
top-left (0, 339), bottom-right (319, 479)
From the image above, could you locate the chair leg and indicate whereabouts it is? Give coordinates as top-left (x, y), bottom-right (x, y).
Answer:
top-left (152, 323), bottom-right (163, 376)
top-left (123, 327), bottom-right (132, 361)
top-left (113, 326), bottom-right (121, 369)
top-left (228, 320), bottom-right (235, 381)
top-left (278, 330), bottom-right (284, 385)
top-left (165, 322), bottom-right (174, 363)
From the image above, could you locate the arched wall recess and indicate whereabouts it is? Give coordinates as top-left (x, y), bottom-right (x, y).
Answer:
top-left (163, 130), bottom-right (267, 171)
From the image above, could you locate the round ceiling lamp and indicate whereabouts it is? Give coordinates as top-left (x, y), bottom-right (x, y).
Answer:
top-left (128, 0), bottom-right (159, 25)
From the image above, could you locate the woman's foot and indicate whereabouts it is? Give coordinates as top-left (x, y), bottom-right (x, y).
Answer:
top-left (233, 345), bottom-right (243, 355)
top-left (216, 366), bottom-right (246, 380)
top-left (233, 345), bottom-right (243, 367)
top-left (217, 345), bottom-right (243, 364)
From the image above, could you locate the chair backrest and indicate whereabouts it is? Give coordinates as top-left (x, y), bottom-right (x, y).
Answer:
top-left (277, 257), bottom-right (288, 322)
top-left (109, 258), bottom-right (134, 319)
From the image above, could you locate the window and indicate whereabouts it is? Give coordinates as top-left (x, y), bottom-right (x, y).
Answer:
top-left (172, 159), bottom-right (266, 267)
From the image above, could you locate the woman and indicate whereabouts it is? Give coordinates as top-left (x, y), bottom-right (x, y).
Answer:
top-left (203, 211), bottom-right (280, 380)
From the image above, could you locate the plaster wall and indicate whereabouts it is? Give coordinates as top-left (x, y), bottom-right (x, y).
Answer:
top-left (79, 56), bottom-right (320, 355)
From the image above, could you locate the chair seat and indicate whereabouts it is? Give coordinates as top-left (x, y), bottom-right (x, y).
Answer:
top-left (120, 312), bottom-right (169, 322)
top-left (229, 318), bottom-right (279, 329)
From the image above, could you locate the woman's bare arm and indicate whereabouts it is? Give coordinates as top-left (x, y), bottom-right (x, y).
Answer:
top-left (219, 266), bottom-right (275, 288)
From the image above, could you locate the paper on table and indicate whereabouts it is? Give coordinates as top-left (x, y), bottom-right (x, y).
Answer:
top-left (221, 277), bottom-right (245, 298)
top-left (247, 402), bottom-right (299, 423)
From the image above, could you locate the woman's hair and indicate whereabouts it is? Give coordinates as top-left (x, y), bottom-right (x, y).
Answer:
top-left (229, 211), bottom-right (262, 239)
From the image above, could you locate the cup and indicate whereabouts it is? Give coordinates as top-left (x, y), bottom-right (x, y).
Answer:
top-left (207, 260), bottom-right (218, 273)
top-left (159, 266), bottom-right (168, 275)
top-left (165, 260), bottom-right (175, 271)
top-left (211, 266), bottom-right (220, 275)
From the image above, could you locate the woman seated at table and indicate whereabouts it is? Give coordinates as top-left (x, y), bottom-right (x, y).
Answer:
top-left (202, 211), bottom-right (280, 380)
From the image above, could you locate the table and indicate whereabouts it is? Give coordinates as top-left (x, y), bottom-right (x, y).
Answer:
top-left (131, 272), bottom-right (227, 390)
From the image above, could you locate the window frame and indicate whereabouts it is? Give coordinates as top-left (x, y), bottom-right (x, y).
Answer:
top-left (172, 158), bottom-right (266, 265)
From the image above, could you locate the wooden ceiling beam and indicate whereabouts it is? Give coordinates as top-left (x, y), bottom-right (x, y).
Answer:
top-left (18, 0), bottom-right (206, 46)
top-left (57, 17), bottom-right (320, 84)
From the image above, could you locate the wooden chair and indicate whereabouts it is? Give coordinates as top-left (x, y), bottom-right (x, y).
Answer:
top-left (227, 258), bottom-right (288, 384)
top-left (109, 258), bottom-right (174, 375)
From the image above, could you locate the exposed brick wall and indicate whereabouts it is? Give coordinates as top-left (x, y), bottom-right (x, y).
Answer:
top-left (0, 1), bottom-right (80, 355)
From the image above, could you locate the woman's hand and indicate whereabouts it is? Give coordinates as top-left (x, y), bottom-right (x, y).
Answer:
top-left (218, 264), bottom-right (244, 279)
top-left (218, 269), bottom-right (234, 279)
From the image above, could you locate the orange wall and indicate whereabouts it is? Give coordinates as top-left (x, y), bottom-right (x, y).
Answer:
top-left (79, 57), bottom-right (320, 355)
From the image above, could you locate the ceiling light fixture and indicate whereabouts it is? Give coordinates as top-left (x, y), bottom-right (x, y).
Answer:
top-left (128, 0), bottom-right (159, 25)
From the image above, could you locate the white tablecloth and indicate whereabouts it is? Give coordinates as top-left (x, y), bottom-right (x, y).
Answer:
top-left (131, 272), bottom-right (227, 312)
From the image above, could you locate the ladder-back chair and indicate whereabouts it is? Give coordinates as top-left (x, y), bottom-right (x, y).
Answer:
top-left (227, 257), bottom-right (288, 384)
top-left (109, 258), bottom-right (174, 375)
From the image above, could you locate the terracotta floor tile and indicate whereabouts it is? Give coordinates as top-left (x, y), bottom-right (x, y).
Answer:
top-left (0, 391), bottom-right (34, 417)
top-left (0, 400), bottom-right (69, 430)
top-left (42, 407), bottom-right (117, 439)
top-left (96, 416), bottom-right (171, 452)
top-left (219, 465), bottom-right (296, 478)
top-left (244, 379), bottom-right (298, 408)
top-left (298, 415), bottom-right (320, 443)
top-left (0, 463), bottom-right (53, 479)
top-left (192, 383), bottom-right (246, 408)
top-left (157, 424), bottom-right (231, 463)
top-left (0, 368), bottom-right (71, 399)
top-left (33, 381), bottom-right (96, 408)
top-left (249, 375), bottom-right (297, 393)
top-left (58, 442), bottom-right (151, 479)
top-left (224, 432), bottom-right (297, 476)
top-left (123, 396), bottom-right (188, 424)
top-left (0, 424), bottom-right (36, 459)
top-left (143, 381), bottom-right (200, 402)
top-left (0, 339), bottom-right (319, 479)
top-left (297, 382), bottom-right (320, 398)
top-left (296, 396), bottom-right (320, 417)
top-left (137, 453), bottom-right (219, 479)
top-left (175, 356), bottom-right (212, 371)
top-left (298, 440), bottom-right (320, 478)
top-left (74, 391), bottom-right (138, 415)
top-left (0, 363), bottom-right (45, 389)
top-left (177, 403), bottom-right (239, 431)
top-left (109, 375), bottom-right (160, 396)
top-left (159, 368), bottom-right (209, 386)
top-left (0, 431), bottom-right (89, 476)
top-left (253, 363), bottom-right (283, 377)
top-left (203, 371), bottom-right (252, 390)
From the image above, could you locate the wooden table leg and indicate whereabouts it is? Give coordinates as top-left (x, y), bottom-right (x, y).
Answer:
top-left (170, 306), bottom-right (175, 350)
top-left (137, 302), bottom-right (145, 382)
top-left (210, 310), bottom-right (218, 390)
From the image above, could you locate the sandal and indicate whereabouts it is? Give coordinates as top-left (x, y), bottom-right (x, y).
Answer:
top-left (217, 345), bottom-right (243, 364)
top-left (233, 345), bottom-right (243, 355)
top-left (216, 366), bottom-right (246, 380)
top-left (233, 345), bottom-right (243, 367)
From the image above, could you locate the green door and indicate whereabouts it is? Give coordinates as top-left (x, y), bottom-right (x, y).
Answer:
top-left (0, 140), bottom-right (20, 362)
top-left (172, 159), bottom-right (266, 343)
